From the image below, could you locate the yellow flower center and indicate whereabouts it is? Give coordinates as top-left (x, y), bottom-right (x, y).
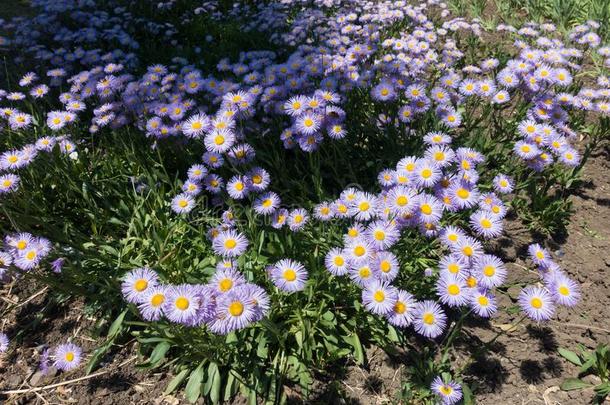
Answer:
top-left (466, 276), bottom-right (477, 288)
top-left (373, 291), bottom-right (385, 302)
top-left (219, 278), bottom-right (233, 292)
top-left (531, 297), bottom-right (543, 309)
top-left (359, 202), bottom-right (370, 212)
top-left (175, 297), bottom-right (190, 310)
top-left (462, 246), bottom-right (473, 256)
top-left (440, 385), bottom-right (453, 395)
top-left (65, 352), bottom-right (75, 362)
top-left (478, 296), bottom-right (489, 306)
top-left (234, 182), bottom-right (244, 191)
top-left (457, 188), bottom-right (469, 199)
top-left (483, 266), bottom-right (495, 277)
top-left (380, 261), bottom-right (391, 273)
top-left (421, 168), bottom-right (432, 179)
top-left (374, 230), bottom-right (385, 241)
top-left (333, 256), bottom-right (344, 266)
top-left (396, 196), bottom-right (408, 206)
top-left (394, 301), bottom-right (406, 314)
top-left (134, 279), bottom-right (148, 292)
top-left (447, 284), bottom-right (460, 295)
top-left (214, 135), bottom-right (225, 145)
top-left (423, 313), bottom-right (435, 325)
top-left (224, 239), bottom-right (237, 249)
top-left (420, 204), bottom-right (432, 215)
top-left (178, 199), bottom-right (188, 208)
top-left (354, 246), bottom-right (366, 257)
top-left (559, 286), bottom-right (570, 296)
top-left (229, 301), bottom-right (244, 316)
top-left (480, 218), bottom-right (492, 228)
top-left (283, 269), bottom-right (296, 281)
top-left (151, 294), bottom-right (165, 307)
top-left (359, 267), bottom-right (371, 278)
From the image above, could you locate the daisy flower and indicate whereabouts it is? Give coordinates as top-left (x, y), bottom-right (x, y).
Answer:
top-left (436, 273), bottom-right (470, 307)
top-left (254, 192), bottom-right (280, 215)
top-left (209, 288), bottom-right (256, 334)
top-left (469, 289), bottom-right (498, 318)
top-left (163, 284), bottom-right (201, 325)
top-left (362, 280), bottom-right (398, 315)
top-left (212, 230), bottom-right (249, 258)
top-left (287, 208), bottom-right (309, 232)
top-left (412, 300), bottom-right (447, 339)
top-left (226, 176), bottom-right (249, 200)
top-left (469, 210), bottom-right (503, 239)
top-left (431, 376), bottom-right (463, 405)
top-left (121, 267), bottom-right (159, 304)
top-left (324, 248), bottom-right (349, 276)
top-left (386, 290), bottom-right (417, 328)
top-left (548, 273), bottom-right (580, 307)
top-left (53, 343), bottom-right (82, 371)
top-left (372, 251), bottom-right (400, 282)
top-left (171, 193), bottom-right (195, 214)
top-left (519, 285), bottom-right (555, 322)
top-left (492, 174), bottom-right (514, 194)
top-left (270, 259), bottom-right (308, 292)
top-left (473, 255), bottom-right (506, 289)
top-left (365, 220), bottom-right (399, 250)
top-left (209, 268), bottom-right (246, 295)
top-left (138, 286), bottom-right (168, 321)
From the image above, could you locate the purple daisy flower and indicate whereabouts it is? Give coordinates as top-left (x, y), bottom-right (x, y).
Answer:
top-left (138, 286), bottom-right (168, 321)
top-left (270, 259), bottom-right (308, 292)
top-left (208, 287), bottom-right (256, 334)
top-left (386, 290), bottom-right (417, 328)
top-left (431, 376), bottom-right (463, 404)
top-left (469, 289), bottom-right (498, 318)
top-left (362, 280), bottom-right (398, 315)
top-left (0, 333), bottom-right (8, 353)
top-left (324, 248), bottom-right (349, 276)
top-left (436, 273), bottom-right (470, 307)
top-left (412, 300), bottom-right (447, 339)
top-left (121, 267), bottom-right (159, 304)
top-left (548, 273), bottom-right (580, 307)
top-left (212, 229), bottom-right (249, 258)
top-left (53, 343), bottom-right (82, 371)
top-left (163, 284), bottom-right (201, 325)
top-left (519, 285), bottom-right (555, 322)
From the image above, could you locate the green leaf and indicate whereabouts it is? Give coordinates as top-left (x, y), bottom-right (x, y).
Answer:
top-left (148, 341), bottom-right (170, 367)
top-left (558, 348), bottom-right (582, 366)
top-left (223, 371), bottom-right (236, 402)
top-left (108, 309), bottom-right (128, 337)
top-left (203, 362), bottom-right (219, 396)
top-left (185, 363), bottom-right (205, 403)
top-left (84, 341), bottom-right (112, 375)
top-left (560, 378), bottom-right (593, 391)
top-left (346, 333), bottom-right (365, 365)
top-left (462, 383), bottom-right (474, 405)
top-left (164, 369), bottom-right (189, 395)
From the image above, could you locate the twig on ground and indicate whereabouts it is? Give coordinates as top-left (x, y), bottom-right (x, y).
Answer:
top-left (0, 356), bottom-right (137, 396)
top-left (551, 321), bottom-right (610, 334)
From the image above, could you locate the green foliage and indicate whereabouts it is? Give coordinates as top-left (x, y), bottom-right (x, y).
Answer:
top-left (559, 344), bottom-right (610, 403)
